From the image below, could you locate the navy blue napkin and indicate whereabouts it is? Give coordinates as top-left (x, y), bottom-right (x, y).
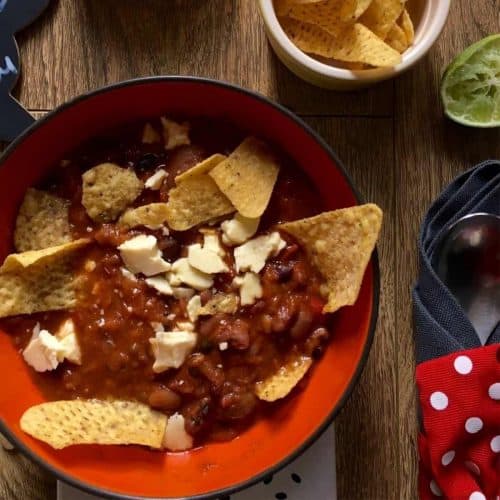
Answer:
top-left (413, 160), bottom-right (500, 364)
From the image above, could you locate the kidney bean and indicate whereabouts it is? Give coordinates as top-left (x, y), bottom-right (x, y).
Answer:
top-left (187, 353), bottom-right (225, 390)
top-left (304, 327), bottom-right (330, 358)
top-left (222, 319), bottom-right (250, 350)
top-left (289, 306), bottom-right (314, 339)
top-left (291, 261), bottom-right (308, 287)
top-left (219, 389), bottom-right (257, 420)
top-left (184, 396), bottom-right (211, 435)
top-left (148, 387), bottom-right (181, 411)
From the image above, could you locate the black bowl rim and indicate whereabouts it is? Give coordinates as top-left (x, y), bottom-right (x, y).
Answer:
top-left (0, 75), bottom-right (380, 500)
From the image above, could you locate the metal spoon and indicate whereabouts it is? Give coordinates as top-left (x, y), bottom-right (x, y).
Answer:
top-left (433, 213), bottom-right (500, 345)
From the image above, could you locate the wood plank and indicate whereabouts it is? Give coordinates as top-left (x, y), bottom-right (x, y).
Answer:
top-left (394, 2), bottom-right (500, 499)
top-left (14, 0), bottom-right (393, 116)
top-left (304, 117), bottom-right (397, 499)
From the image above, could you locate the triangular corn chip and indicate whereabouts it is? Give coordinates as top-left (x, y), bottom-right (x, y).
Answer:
top-left (255, 355), bottom-right (312, 402)
top-left (20, 400), bottom-right (166, 449)
top-left (0, 239), bottom-right (90, 318)
top-left (209, 137), bottom-right (280, 218)
top-left (14, 189), bottom-right (71, 252)
top-left (279, 204), bottom-right (382, 313)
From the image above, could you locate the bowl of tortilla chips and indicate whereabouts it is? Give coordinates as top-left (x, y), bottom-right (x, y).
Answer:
top-left (259, 0), bottom-right (451, 89)
top-left (0, 77), bottom-right (380, 499)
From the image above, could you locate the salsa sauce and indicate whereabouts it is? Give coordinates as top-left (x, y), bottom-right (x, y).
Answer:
top-left (2, 118), bottom-right (332, 446)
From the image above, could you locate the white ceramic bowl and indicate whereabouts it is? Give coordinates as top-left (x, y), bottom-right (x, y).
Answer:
top-left (258, 0), bottom-right (451, 90)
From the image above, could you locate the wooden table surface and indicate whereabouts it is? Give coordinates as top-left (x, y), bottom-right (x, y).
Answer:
top-left (1, 1), bottom-right (499, 499)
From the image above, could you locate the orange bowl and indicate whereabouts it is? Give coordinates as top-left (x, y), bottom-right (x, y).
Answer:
top-left (0, 77), bottom-right (379, 499)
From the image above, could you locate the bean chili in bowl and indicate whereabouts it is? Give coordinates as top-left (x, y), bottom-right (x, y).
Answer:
top-left (0, 115), bottom-right (382, 452)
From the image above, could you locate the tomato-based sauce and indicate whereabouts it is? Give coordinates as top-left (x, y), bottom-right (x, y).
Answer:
top-left (1, 118), bottom-right (332, 446)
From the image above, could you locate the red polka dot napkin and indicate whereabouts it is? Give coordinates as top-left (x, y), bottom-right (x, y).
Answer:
top-left (413, 162), bottom-right (500, 499)
top-left (417, 345), bottom-right (500, 499)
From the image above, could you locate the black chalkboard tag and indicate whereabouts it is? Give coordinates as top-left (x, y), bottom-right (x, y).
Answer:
top-left (0, 0), bottom-right (50, 142)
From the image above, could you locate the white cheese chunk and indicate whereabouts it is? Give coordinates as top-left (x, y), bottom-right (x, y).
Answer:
top-left (170, 258), bottom-right (213, 291)
top-left (187, 243), bottom-right (228, 274)
top-left (23, 329), bottom-right (65, 372)
top-left (149, 329), bottom-right (197, 373)
top-left (187, 295), bottom-right (202, 322)
top-left (56, 319), bottom-right (82, 365)
top-left (219, 341), bottom-right (228, 351)
top-left (144, 168), bottom-right (168, 190)
top-left (176, 321), bottom-right (195, 332)
top-left (161, 117), bottom-right (191, 151)
top-left (171, 287), bottom-right (195, 299)
top-left (202, 232), bottom-right (225, 257)
top-left (118, 235), bottom-right (171, 277)
top-left (145, 276), bottom-right (173, 296)
top-left (150, 322), bottom-right (164, 333)
top-left (221, 214), bottom-right (260, 246)
top-left (120, 267), bottom-right (138, 281)
top-left (163, 413), bottom-right (193, 451)
top-left (233, 272), bottom-right (263, 306)
top-left (233, 232), bottom-right (286, 274)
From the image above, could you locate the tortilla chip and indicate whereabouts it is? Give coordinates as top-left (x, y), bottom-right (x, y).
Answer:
top-left (161, 117), bottom-right (191, 151)
top-left (385, 23), bottom-right (408, 53)
top-left (288, 0), bottom-right (344, 32)
top-left (340, 0), bottom-right (373, 21)
top-left (0, 239), bottom-right (90, 318)
top-left (398, 9), bottom-right (414, 45)
top-left (142, 123), bottom-right (161, 144)
top-left (118, 203), bottom-right (169, 230)
top-left (166, 175), bottom-right (235, 231)
top-left (209, 137), bottom-right (280, 218)
top-left (281, 17), bottom-right (402, 67)
top-left (359, 0), bottom-right (405, 39)
top-left (82, 163), bottom-right (144, 223)
top-left (199, 293), bottom-right (239, 316)
top-left (175, 154), bottom-right (227, 183)
top-left (14, 189), bottom-right (71, 252)
top-left (20, 400), bottom-right (166, 449)
top-left (255, 355), bottom-right (312, 402)
top-left (279, 204), bottom-right (382, 313)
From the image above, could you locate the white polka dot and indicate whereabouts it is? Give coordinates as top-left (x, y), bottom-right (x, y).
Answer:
top-left (454, 355), bottom-right (473, 374)
top-left (469, 492), bottom-right (486, 500)
top-left (430, 391), bottom-right (448, 410)
top-left (465, 460), bottom-right (481, 476)
top-left (430, 479), bottom-right (442, 496)
top-left (465, 417), bottom-right (483, 434)
top-left (491, 435), bottom-right (500, 453)
top-left (488, 382), bottom-right (500, 400)
top-left (441, 450), bottom-right (455, 466)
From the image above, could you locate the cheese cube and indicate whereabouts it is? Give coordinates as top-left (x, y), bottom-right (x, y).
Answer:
top-left (170, 258), bottom-right (213, 290)
top-left (233, 272), bottom-right (263, 306)
top-left (144, 169), bottom-right (168, 190)
top-left (23, 329), bottom-right (65, 372)
top-left (163, 413), bottom-right (193, 451)
top-left (56, 318), bottom-right (82, 365)
top-left (221, 214), bottom-right (260, 246)
top-left (187, 295), bottom-right (202, 322)
top-left (187, 244), bottom-right (228, 274)
top-left (149, 329), bottom-right (197, 373)
top-left (202, 232), bottom-right (225, 257)
top-left (145, 276), bottom-right (173, 296)
top-left (118, 235), bottom-right (171, 277)
top-left (233, 232), bottom-right (286, 274)
top-left (171, 287), bottom-right (195, 299)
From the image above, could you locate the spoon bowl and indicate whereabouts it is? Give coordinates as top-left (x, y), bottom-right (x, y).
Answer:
top-left (434, 213), bottom-right (500, 345)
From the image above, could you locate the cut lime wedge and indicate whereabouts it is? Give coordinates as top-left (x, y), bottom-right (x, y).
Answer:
top-left (441, 34), bottom-right (500, 128)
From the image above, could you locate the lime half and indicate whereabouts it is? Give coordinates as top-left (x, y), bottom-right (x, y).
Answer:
top-left (441, 34), bottom-right (500, 128)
